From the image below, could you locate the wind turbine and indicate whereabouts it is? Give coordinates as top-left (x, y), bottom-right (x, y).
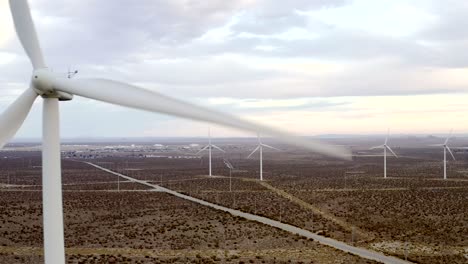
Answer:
top-left (223, 159), bottom-right (235, 192)
top-left (430, 130), bottom-right (456, 180)
top-left (197, 128), bottom-right (225, 176)
top-left (0, 1), bottom-right (349, 263)
top-left (370, 130), bottom-right (398, 179)
top-left (247, 134), bottom-right (280, 181)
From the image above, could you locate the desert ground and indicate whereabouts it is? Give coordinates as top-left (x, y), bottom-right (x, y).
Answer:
top-left (0, 136), bottom-right (467, 263)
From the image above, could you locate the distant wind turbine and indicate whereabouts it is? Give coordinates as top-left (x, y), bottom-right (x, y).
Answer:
top-left (430, 130), bottom-right (455, 180)
top-left (247, 134), bottom-right (280, 181)
top-left (223, 158), bottom-right (234, 192)
top-left (197, 129), bottom-right (225, 176)
top-left (370, 130), bottom-right (398, 179)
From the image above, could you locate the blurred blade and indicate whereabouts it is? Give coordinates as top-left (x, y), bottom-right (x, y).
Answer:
top-left (9, 0), bottom-right (46, 69)
top-left (247, 146), bottom-right (260, 159)
top-left (385, 128), bottom-right (389, 144)
top-left (444, 129), bottom-right (453, 145)
top-left (370, 145), bottom-right (384, 150)
top-left (196, 145), bottom-right (209, 154)
top-left (211, 144), bottom-right (225, 152)
top-left (223, 159), bottom-right (234, 170)
top-left (385, 145), bottom-right (398, 158)
top-left (54, 78), bottom-right (351, 159)
top-left (0, 88), bottom-right (38, 148)
top-left (261, 143), bottom-right (280, 151)
top-left (446, 146), bottom-right (456, 161)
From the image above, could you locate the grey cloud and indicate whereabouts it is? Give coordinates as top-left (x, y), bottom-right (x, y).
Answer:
top-left (418, 0), bottom-right (468, 42)
top-left (117, 58), bottom-right (277, 87)
top-left (231, 0), bottom-right (348, 34)
top-left (155, 27), bottom-right (468, 69)
top-left (8, 0), bottom-right (252, 67)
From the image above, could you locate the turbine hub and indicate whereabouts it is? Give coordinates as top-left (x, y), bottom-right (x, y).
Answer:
top-left (31, 68), bottom-right (55, 95)
top-left (31, 69), bottom-right (73, 101)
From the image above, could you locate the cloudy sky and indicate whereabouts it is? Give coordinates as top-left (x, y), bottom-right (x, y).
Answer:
top-left (1, 0), bottom-right (468, 138)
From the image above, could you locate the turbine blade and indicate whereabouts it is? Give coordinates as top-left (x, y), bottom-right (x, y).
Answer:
top-left (446, 146), bottom-right (456, 161)
top-left (386, 145), bottom-right (398, 158)
top-left (211, 144), bottom-right (225, 152)
top-left (54, 78), bottom-right (351, 159)
top-left (9, 0), bottom-right (46, 69)
top-left (196, 145), bottom-right (209, 154)
top-left (223, 159), bottom-right (234, 169)
top-left (370, 145), bottom-right (384, 150)
top-left (385, 128), bottom-right (389, 144)
top-left (261, 143), bottom-right (280, 151)
top-left (444, 129), bottom-right (453, 145)
top-left (0, 88), bottom-right (38, 148)
top-left (247, 146), bottom-right (260, 159)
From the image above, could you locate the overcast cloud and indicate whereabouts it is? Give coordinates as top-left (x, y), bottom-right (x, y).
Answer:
top-left (1, 0), bottom-right (468, 138)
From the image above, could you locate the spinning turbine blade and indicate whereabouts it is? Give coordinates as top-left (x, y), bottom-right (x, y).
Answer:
top-left (444, 129), bottom-right (453, 145)
top-left (54, 78), bottom-right (350, 159)
top-left (386, 145), bottom-right (398, 158)
top-left (385, 128), bottom-right (389, 144)
top-left (196, 145), bottom-right (209, 154)
top-left (261, 143), bottom-right (280, 151)
top-left (370, 144), bottom-right (384, 150)
top-left (247, 146), bottom-right (260, 158)
top-left (211, 144), bottom-right (225, 152)
top-left (223, 159), bottom-right (234, 170)
top-left (0, 88), bottom-right (38, 148)
top-left (446, 146), bottom-right (456, 161)
top-left (9, 0), bottom-right (46, 69)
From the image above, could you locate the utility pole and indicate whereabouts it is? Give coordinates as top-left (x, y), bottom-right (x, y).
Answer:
top-left (311, 212), bottom-right (314, 232)
top-left (260, 143), bottom-right (263, 181)
top-left (384, 146), bottom-right (387, 178)
top-left (229, 167), bottom-right (232, 192)
top-left (223, 159), bottom-right (234, 192)
top-left (404, 241), bottom-right (408, 261)
top-left (209, 129), bottom-right (212, 176)
top-left (279, 205), bottom-right (282, 222)
top-left (344, 172), bottom-right (347, 189)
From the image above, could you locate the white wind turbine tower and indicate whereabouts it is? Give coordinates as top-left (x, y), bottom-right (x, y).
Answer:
top-left (430, 130), bottom-right (456, 180)
top-left (0, 1), bottom-right (349, 263)
top-left (370, 130), bottom-right (398, 179)
top-left (247, 134), bottom-right (280, 181)
top-left (197, 128), bottom-right (225, 176)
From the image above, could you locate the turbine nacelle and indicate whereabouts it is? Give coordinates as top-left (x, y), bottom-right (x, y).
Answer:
top-left (31, 69), bottom-right (73, 101)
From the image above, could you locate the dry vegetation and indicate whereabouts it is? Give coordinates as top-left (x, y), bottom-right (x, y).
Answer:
top-left (0, 189), bottom-right (372, 263)
top-left (1, 145), bottom-right (467, 263)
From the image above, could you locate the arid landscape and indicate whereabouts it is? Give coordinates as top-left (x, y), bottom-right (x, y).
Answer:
top-left (0, 137), bottom-right (467, 263)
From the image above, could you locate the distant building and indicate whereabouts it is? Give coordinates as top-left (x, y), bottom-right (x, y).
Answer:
top-left (153, 144), bottom-right (164, 149)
